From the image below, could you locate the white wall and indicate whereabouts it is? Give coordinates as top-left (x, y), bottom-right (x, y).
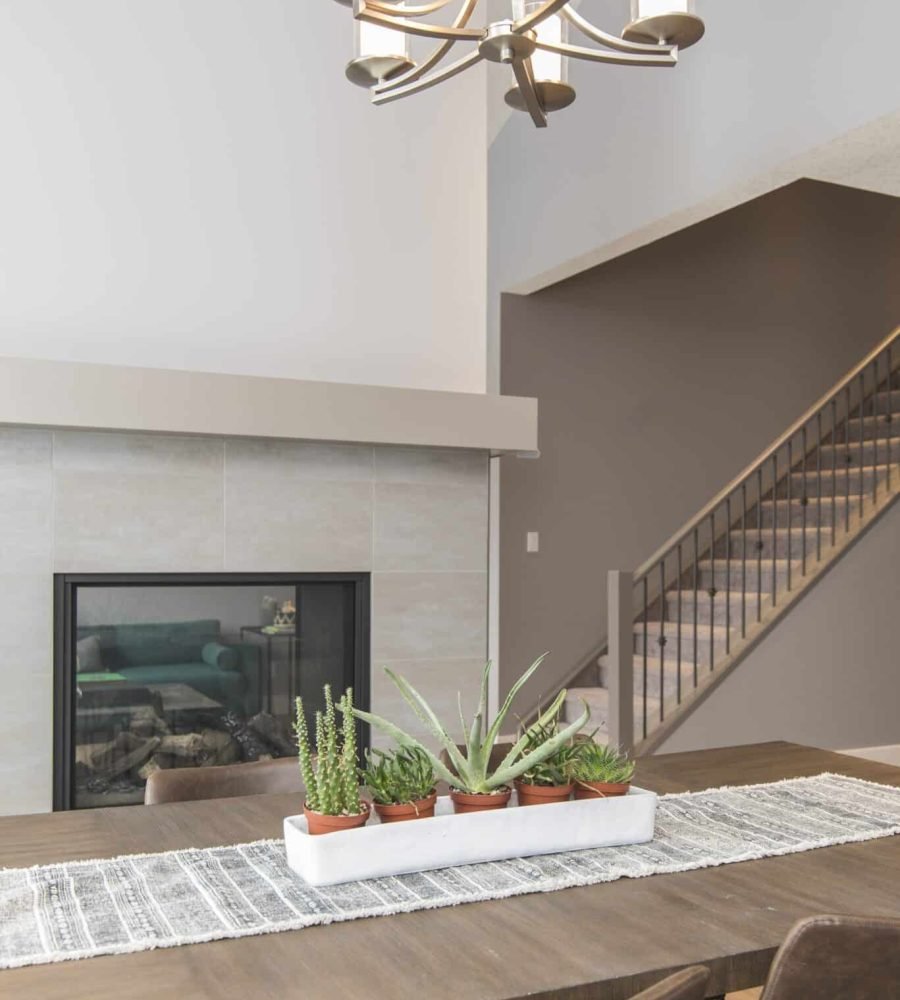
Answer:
top-left (0, 1), bottom-right (487, 393)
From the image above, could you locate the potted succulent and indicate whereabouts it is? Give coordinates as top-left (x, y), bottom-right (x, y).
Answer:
top-left (362, 745), bottom-right (437, 823)
top-left (513, 713), bottom-right (579, 806)
top-left (347, 654), bottom-right (590, 814)
top-left (294, 686), bottom-right (370, 835)
top-left (571, 740), bottom-right (635, 799)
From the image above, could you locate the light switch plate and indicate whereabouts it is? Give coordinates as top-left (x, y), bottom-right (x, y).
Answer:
top-left (526, 531), bottom-right (540, 553)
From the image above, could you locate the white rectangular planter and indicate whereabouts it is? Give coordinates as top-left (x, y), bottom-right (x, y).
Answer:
top-left (284, 787), bottom-right (657, 887)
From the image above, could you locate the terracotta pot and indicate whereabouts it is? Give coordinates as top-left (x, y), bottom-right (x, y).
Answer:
top-left (450, 788), bottom-right (512, 814)
top-left (373, 792), bottom-right (437, 824)
top-left (573, 780), bottom-right (631, 800)
top-left (514, 780), bottom-right (573, 806)
top-left (303, 800), bottom-right (371, 835)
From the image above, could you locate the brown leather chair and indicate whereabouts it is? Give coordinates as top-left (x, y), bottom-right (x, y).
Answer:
top-left (627, 967), bottom-right (710, 1000)
top-left (145, 757), bottom-right (305, 805)
top-left (759, 914), bottom-right (900, 999)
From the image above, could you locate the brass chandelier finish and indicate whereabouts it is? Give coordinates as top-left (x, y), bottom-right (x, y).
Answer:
top-left (333, 1), bottom-right (705, 129)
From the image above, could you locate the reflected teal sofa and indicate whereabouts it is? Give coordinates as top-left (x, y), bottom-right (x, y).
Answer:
top-left (76, 619), bottom-right (261, 715)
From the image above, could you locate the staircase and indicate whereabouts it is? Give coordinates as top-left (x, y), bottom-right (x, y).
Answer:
top-left (562, 329), bottom-right (900, 753)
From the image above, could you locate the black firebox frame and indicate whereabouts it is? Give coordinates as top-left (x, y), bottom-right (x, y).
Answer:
top-left (53, 572), bottom-right (371, 811)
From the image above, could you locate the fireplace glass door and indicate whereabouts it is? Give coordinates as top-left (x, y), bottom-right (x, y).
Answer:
top-left (55, 574), bottom-right (369, 810)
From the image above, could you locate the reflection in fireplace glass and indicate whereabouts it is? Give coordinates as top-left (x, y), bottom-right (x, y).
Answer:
top-left (65, 577), bottom-right (367, 809)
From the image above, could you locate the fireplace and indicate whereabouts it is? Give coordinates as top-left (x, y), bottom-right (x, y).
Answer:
top-left (53, 573), bottom-right (370, 810)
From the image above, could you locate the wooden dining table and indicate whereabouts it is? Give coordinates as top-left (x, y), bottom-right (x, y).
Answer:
top-left (2, 741), bottom-right (899, 1000)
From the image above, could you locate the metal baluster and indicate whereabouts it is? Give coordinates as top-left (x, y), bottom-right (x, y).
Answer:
top-left (872, 358), bottom-right (879, 505)
top-left (642, 577), bottom-right (648, 741)
top-left (801, 425), bottom-right (808, 577)
top-left (786, 439), bottom-right (793, 591)
top-left (709, 511), bottom-right (716, 671)
top-left (740, 483), bottom-right (747, 639)
top-left (845, 385), bottom-right (851, 534)
top-left (888, 343), bottom-right (893, 494)
top-left (859, 372), bottom-right (866, 514)
top-left (725, 497), bottom-right (731, 654)
top-left (658, 560), bottom-right (665, 722)
top-left (816, 412), bottom-right (822, 563)
top-left (756, 467), bottom-right (763, 622)
top-left (831, 399), bottom-right (838, 547)
top-left (692, 527), bottom-right (699, 691)
top-left (771, 453), bottom-right (778, 607)
top-left (676, 543), bottom-right (683, 705)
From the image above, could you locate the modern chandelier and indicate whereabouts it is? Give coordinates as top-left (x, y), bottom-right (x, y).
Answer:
top-left (331, 1), bottom-right (705, 128)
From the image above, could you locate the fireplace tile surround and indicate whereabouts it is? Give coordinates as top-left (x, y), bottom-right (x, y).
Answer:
top-left (0, 428), bottom-right (489, 816)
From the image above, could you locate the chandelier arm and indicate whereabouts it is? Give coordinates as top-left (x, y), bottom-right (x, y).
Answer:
top-left (371, 48), bottom-right (484, 105)
top-left (512, 0), bottom-right (571, 34)
top-left (534, 39), bottom-right (677, 67)
top-left (374, 0), bottom-right (480, 94)
top-left (510, 58), bottom-right (548, 128)
top-left (355, 0), bottom-right (481, 40)
top-left (560, 5), bottom-right (675, 55)
top-left (364, 0), bottom-right (454, 17)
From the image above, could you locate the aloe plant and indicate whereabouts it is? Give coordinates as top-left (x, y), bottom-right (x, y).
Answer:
top-left (347, 654), bottom-right (590, 795)
top-left (517, 713), bottom-right (581, 787)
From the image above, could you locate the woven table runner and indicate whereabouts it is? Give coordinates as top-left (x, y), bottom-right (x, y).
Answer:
top-left (2, 772), bottom-right (899, 970)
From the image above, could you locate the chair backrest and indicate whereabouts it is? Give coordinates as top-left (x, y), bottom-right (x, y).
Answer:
top-left (629, 967), bottom-right (710, 1000)
top-left (145, 757), bottom-right (304, 805)
top-left (760, 914), bottom-right (900, 1000)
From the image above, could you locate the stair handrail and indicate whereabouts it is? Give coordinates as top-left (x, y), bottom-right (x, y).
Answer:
top-left (633, 325), bottom-right (900, 583)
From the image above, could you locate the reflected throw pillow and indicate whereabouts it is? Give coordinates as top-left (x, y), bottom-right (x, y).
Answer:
top-left (76, 635), bottom-right (105, 673)
top-left (202, 642), bottom-right (239, 671)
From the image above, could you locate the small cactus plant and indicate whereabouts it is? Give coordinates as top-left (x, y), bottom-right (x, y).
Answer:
top-left (294, 685), bottom-right (363, 817)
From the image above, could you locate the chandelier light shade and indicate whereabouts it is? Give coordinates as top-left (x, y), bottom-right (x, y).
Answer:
top-left (624, 0), bottom-right (705, 48)
top-left (346, 7), bottom-right (415, 87)
top-left (333, 1), bottom-right (706, 129)
top-left (504, 2), bottom-right (575, 115)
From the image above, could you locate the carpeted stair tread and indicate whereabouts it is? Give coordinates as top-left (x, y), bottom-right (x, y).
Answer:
top-left (665, 589), bottom-right (774, 626)
top-left (866, 388), bottom-right (900, 413)
top-left (564, 686), bottom-right (659, 727)
top-left (727, 526), bottom-right (829, 558)
top-left (696, 557), bottom-right (800, 585)
top-left (758, 496), bottom-right (861, 527)
top-left (812, 436), bottom-right (900, 465)
top-left (833, 413), bottom-right (900, 441)
top-left (633, 620), bottom-right (731, 638)
top-left (788, 464), bottom-right (890, 494)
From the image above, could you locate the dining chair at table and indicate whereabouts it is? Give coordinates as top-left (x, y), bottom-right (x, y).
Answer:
top-left (627, 966), bottom-right (711, 1000)
top-left (145, 757), bottom-right (304, 805)
top-left (757, 913), bottom-right (900, 999)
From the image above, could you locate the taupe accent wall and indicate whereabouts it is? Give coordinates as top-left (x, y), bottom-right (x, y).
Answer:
top-left (0, 429), bottom-right (489, 815)
top-left (499, 180), bottom-right (900, 714)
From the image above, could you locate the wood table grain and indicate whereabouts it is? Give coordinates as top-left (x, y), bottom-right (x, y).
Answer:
top-left (2, 742), bottom-right (899, 1000)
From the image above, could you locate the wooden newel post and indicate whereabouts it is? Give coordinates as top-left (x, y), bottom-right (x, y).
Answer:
top-left (607, 570), bottom-right (634, 754)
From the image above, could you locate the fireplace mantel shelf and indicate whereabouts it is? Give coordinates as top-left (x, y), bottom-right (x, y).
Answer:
top-left (0, 356), bottom-right (537, 454)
